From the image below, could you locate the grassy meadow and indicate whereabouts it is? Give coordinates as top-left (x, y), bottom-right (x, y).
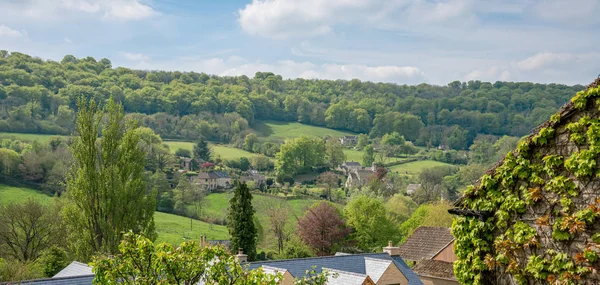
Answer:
top-left (0, 132), bottom-right (66, 143)
top-left (165, 141), bottom-right (260, 160)
top-left (254, 120), bottom-right (357, 142)
top-left (388, 160), bottom-right (454, 176)
top-left (0, 184), bottom-right (228, 245)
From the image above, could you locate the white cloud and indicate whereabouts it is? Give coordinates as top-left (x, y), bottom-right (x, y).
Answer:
top-left (516, 52), bottom-right (598, 71)
top-left (125, 56), bottom-right (425, 84)
top-left (0, 0), bottom-right (156, 21)
top-left (465, 66), bottom-right (510, 82)
top-left (532, 0), bottom-right (598, 23)
top-left (121, 51), bottom-right (150, 62)
top-left (238, 0), bottom-right (475, 38)
top-left (64, 37), bottom-right (72, 43)
top-left (0, 24), bottom-right (26, 37)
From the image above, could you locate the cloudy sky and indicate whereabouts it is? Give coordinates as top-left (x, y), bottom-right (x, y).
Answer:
top-left (0, 0), bottom-right (598, 85)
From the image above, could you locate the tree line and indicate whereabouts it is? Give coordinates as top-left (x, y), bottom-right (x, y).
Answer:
top-left (0, 51), bottom-right (584, 150)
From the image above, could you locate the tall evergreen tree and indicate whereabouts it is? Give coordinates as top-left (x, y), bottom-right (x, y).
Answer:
top-left (63, 97), bottom-right (156, 261)
top-left (227, 182), bottom-right (257, 261)
top-left (193, 139), bottom-right (212, 162)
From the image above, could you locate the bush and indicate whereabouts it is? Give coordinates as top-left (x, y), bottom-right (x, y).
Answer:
top-left (39, 246), bottom-right (69, 277)
top-left (157, 192), bottom-right (174, 213)
top-left (175, 148), bottom-right (191, 158)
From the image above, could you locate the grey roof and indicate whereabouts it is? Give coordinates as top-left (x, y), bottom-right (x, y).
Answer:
top-left (197, 172), bottom-right (211, 179)
top-left (53, 261), bottom-right (93, 278)
top-left (407, 184), bottom-right (422, 191)
top-left (17, 275), bottom-right (94, 285)
top-left (343, 161), bottom-right (361, 167)
top-left (248, 253), bottom-right (422, 285)
top-left (327, 269), bottom-right (369, 285)
top-left (214, 171), bottom-right (230, 179)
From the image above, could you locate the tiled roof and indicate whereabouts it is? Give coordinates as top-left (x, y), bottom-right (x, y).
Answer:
top-left (249, 253), bottom-right (422, 285)
top-left (398, 227), bottom-right (455, 261)
top-left (53, 261), bottom-right (92, 278)
top-left (413, 260), bottom-right (456, 280)
top-left (343, 161), bottom-right (361, 167)
top-left (18, 275), bottom-right (94, 285)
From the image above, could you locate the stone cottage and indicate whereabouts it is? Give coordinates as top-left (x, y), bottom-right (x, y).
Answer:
top-left (450, 78), bottom-right (600, 284)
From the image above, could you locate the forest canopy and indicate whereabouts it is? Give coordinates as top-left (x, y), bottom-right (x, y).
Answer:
top-left (0, 51), bottom-right (584, 149)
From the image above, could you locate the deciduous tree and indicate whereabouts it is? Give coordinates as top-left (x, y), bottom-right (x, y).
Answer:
top-left (63, 97), bottom-right (156, 261)
top-left (297, 202), bottom-right (349, 256)
top-left (344, 196), bottom-right (398, 251)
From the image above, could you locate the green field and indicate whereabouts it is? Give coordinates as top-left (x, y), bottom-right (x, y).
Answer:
top-left (388, 160), bottom-right (454, 176)
top-left (254, 120), bottom-right (357, 142)
top-left (154, 212), bottom-right (228, 245)
top-left (342, 149), bottom-right (413, 165)
top-left (0, 184), bottom-right (53, 205)
top-left (202, 192), bottom-right (318, 225)
top-left (165, 141), bottom-right (260, 160)
top-left (0, 132), bottom-right (67, 143)
top-left (0, 184), bottom-right (228, 245)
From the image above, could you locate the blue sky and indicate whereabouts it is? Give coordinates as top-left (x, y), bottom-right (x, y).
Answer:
top-left (0, 0), bottom-right (598, 85)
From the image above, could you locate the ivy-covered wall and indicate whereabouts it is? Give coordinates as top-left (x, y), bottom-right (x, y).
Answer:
top-left (452, 79), bottom-right (600, 285)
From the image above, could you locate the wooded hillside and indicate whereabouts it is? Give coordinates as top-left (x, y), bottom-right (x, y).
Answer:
top-left (0, 51), bottom-right (584, 149)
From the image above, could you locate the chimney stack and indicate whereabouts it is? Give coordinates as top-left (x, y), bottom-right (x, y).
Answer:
top-left (383, 241), bottom-right (400, 256)
top-left (236, 248), bottom-right (248, 263)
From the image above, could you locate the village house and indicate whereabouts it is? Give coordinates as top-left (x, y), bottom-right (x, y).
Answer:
top-left (406, 184), bottom-right (421, 195)
top-left (398, 227), bottom-right (457, 285)
top-left (214, 171), bottom-right (232, 189)
top-left (345, 169), bottom-right (375, 188)
top-left (29, 243), bottom-right (422, 285)
top-left (249, 242), bottom-right (423, 285)
top-left (180, 157), bottom-right (193, 171)
top-left (339, 135), bottom-right (358, 146)
top-left (193, 171), bottom-right (217, 190)
top-left (341, 161), bottom-right (362, 175)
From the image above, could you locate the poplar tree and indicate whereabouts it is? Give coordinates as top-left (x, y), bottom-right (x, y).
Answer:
top-left (227, 182), bottom-right (257, 261)
top-left (63, 97), bottom-right (156, 260)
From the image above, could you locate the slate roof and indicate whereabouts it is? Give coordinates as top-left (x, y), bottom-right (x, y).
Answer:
top-left (327, 269), bottom-right (370, 285)
top-left (53, 261), bottom-right (93, 278)
top-left (214, 171), bottom-right (230, 179)
top-left (413, 260), bottom-right (456, 280)
top-left (17, 275), bottom-right (94, 285)
top-left (344, 161), bottom-right (362, 167)
top-left (398, 227), bottom-right (455, 261)
top-left (248, 252), bottom-right (422, 285)
top-left (197, 172), bottom-right (212, 179)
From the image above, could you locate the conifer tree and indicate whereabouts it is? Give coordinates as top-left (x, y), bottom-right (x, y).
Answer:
top-left (193, 139), bottom-right (212, 162)
top-left (227, 182), bottom-right (257, 261)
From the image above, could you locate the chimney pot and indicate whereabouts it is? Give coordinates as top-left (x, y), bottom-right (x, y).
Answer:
top-left (236, 248), bottom-right (248, 263)
top-left (383, 241), bottom-right (400, 257)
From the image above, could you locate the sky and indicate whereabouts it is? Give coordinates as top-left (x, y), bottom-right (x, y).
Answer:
top-left (0, 0), bottom-right (598, 85)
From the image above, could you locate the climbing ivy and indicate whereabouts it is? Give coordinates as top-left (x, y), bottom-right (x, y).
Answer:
top-left (453, 84), bottom-right (600, 285)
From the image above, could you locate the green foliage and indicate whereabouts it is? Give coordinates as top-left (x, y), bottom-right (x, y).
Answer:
top-left (344, 196), bottom-right (398, 250)
top-left (63, 98), bottom-right (156, 261)
top-left (361, 145), bottom-right (375, 167)
top-left (453, 85), bottom-right (600, 285)
top-left (399, 201), bottom-right (454, 241)
top-left (227, 182), bottom-right (258, 261)
top-left (275, 136), bottom-right (325, 177)
top-left (92, 232), bottom-right (281, 285)
top-left (193, 139), bottom-right (212, 162)
top-left (39, 246), bottom-right (69, 277)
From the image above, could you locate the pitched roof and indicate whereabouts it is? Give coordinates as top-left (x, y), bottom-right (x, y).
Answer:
top-left (248, 253), bottom-right (422, 285)
top-left (398, 227), bottom-right (455, 261)
top-left (53, 261), bottom-right (93, 278)
top-left (214, 171), bottom-right (230, 178)
top-left (17, 275), bottom-right (94, 285)
top-left (406, 184), bottom-right (421, 191)
top-left (344, 161), bottom-right (362, 167)
top-left (327, 269), bottom-right (371, 285)
top-left (197, 172), bottom-right (211, 179)
top-left (412, 260), bottom-right (456, 280)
